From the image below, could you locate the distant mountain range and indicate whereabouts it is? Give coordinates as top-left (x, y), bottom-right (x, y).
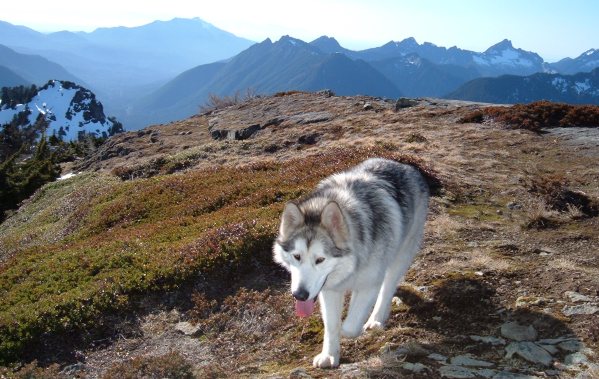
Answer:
top-left (448, 67), bottom-right (599, 104)
top-left (130, 36), bottom-right (401, 126)
top-left (0, 80), bottom-right (121, 141)
top-left (1, 18), bottom-right (598, 130)
top-left (0, 18), bottom-right (254, 112)
top-left (0, 44), bottom-right (82, 87)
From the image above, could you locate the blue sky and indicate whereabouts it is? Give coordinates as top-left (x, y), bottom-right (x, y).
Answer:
top-left (2, 0), bottom-right (597, 61)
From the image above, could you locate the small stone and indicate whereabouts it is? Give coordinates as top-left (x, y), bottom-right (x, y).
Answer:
top-left (558, 339), bottom-right (584, 352)
top-left (433, 316), bottom-right (442, 322)
top-left (392, 296), bottom-right (402, 306)
top-left (439, 365), bottom-right (477, 378)
top-left (363, 102), bottom-right (373, 110)
top-left (565, 291), bottom-right (594, 303)
top-left (289, 367), bottom-right (313, 378)
top-left (492, 372), bottom-right (540, 379)
top-left (174, 321), bottom-right (202, 336)
top-left (501, 321), bottom-right (538, 341)
top-left (475, 271), bottom-right (484, 276)
top-left (339, 363), bottom-right (360, 375)
top-left (475, 368), bottom-right (497, 378)
top-left (564, 351), bottom-right (589, 366)
top-left (562, 303), bottom-right (599, 316)
top-left (402, 362), bottom-right (428, 373)
top-left (538, 344), bottom-right (559, 355)
top-left (516, 296), bottom-right (547, 308)
top-left (428, 353), bottom-right (448, 363)
top-left (395, 97), bottom-right (418, 110)
top-left (450, 354), bottom-right (494, 367)
top-left (505, 341), bottom-right (553, 366)
top-left (469, 335), bottom-right (506, 346)
top-left (506, 201), bottom-right (522, 210)
top-left (537, 336), bottom-right (577, 345)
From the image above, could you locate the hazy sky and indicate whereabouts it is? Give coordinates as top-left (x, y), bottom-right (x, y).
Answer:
top-left (2, 0), bottom-right (597, 61)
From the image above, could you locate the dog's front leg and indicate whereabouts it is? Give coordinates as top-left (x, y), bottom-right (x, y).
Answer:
top-left (313, 290), bottom-right (343, 368)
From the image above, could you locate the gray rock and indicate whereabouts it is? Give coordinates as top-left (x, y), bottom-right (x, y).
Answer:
top-left (492, 372), bottom-right (540, 379)
top-left (288, 111), bottom-right (333, 125)
top-left (562, 303), bottom-right (599, 316)
top-left (439, 365), bottom-right (477, 378)
top-left (174, 321), bottom-right (202, 336)
top-left (428, 353), bottom-right (448, 363)
top-left (297, 133), bottom-right (320, 145)
top-left (339, 362), bottom-right (360, 375)
top-left (564, 351), bottom-right (589, 366)
top-left (538, 344), bottom-right (559, 355)
top-left (317, 89), bottom-right (335, 97)
top-left (402, 362), bottom-right (428, 373)
top-left (565, 291), bottom-right (595, 303)
top-left (470, 335), bottom-right (507, 346)
top-left (476, 368), bottom-right (497, 378)
top-left (558, 339), bottom-right (584, 352)
top-left (210, 124), bottom-right (262, 141)
top-left (363, 102), bottom-right (373, 110)
top-left (395, 97), bottom-right (418, 110)
top-left (538, 336), bottom-right (577, 344)
top-left (450, 354), bottom-right (494, 367)
top-left (506, 202), bottom-right (522, 210)
top-left (501, 322), bottom-right (537, 341)
top-left (289, 367), bottom-right (313, 378)
top-left (208, 117), bottom-right (219, 128)
top-left (505, 341), bottom-right (553, 366)
top-left (61, 363), bottom-right (87, 376)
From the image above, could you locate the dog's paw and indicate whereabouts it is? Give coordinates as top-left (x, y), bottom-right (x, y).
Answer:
top-left (313, 352), bottom-right (339, 368)
top-left (363, 319), bottom-right (384, 331)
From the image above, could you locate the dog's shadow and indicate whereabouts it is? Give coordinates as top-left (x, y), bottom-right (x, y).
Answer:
top-left (378, 275), bottom-right (589, 375)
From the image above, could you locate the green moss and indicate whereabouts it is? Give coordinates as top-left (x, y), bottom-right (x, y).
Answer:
top-left (448, 203), bottom-right (503, 222)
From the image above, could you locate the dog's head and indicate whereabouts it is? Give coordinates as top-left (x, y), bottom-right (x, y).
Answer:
top-left (273, 201), bottom-right (354, 307)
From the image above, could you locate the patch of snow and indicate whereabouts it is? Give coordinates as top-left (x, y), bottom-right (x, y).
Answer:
top-left (574, 80), bottom-right (591, 94)
top-left (58, 172), bottom-right (78, 181)
top-left (0, 80), bottom-right (114, 141)
top-left (551, 77), bottom-right (569, 93)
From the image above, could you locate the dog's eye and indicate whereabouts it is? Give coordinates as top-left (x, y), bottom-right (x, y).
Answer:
top-left (293, 254), bottom-right (301, 261)
top-left (315, 257), bottom-right (325, 265)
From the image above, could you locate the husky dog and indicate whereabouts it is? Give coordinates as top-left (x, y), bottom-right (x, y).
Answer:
top-left (273, 158), bottom-right (429, 368)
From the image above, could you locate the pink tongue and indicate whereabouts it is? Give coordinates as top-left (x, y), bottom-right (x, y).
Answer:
top-left (295, 299), bottom-right (315, 317)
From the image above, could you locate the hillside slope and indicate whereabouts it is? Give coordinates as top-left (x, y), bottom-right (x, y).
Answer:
top-left (0, 93), bottom-right (598, 378)
top-left (448, 67), bottom-right (599, 104)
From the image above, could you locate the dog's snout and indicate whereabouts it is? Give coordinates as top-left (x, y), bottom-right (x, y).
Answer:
top-left (292, 288), bottom-right (310, 301)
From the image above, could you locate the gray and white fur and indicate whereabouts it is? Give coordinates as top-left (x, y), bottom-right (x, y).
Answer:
top-left (273, 158), bottom-right (430, 368)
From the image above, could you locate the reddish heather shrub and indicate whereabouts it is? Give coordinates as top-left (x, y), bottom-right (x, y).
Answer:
top-left (459, 101), bottom-right (599, 131)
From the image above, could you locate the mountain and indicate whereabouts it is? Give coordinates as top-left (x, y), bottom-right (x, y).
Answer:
top-left (550, 49), bottom-right (599, 74)
top-left (447, 67), bottom-right (599, 104)
top-left (370, 54), bottom-right (479, 97)
top-left (0, 66), bottom-right (30, 88)
top-left (472, 39), bottom-right (545, 76)
top-left (130, 36), bottom-right (401, 128)
top-left (309, 36), bottom-right (357, 57)
top-left (0, 18), bottom-right (255, 117)
top-left (0, 80), bottom-right (122, 140)
top-left (350, 37), bottom-right (543, 77)
top-left (0, 44), bottom-right (81, 86)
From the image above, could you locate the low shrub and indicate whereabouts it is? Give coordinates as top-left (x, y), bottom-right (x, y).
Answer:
top-left (459, 101), bottom-right (599, 131)
top-left (103, 351), bottom-right (194, 379)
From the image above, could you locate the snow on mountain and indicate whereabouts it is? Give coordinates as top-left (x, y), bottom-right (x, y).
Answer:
top-left (0, 80), bottom-right (121, 141)
top-left (473, 39), bottom-right (542, 71)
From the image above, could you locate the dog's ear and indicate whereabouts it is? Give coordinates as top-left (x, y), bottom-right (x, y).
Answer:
top-left (280, 202), bottom-right (304, 239)
top-left (321, 201), bottom-right (349, 248)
